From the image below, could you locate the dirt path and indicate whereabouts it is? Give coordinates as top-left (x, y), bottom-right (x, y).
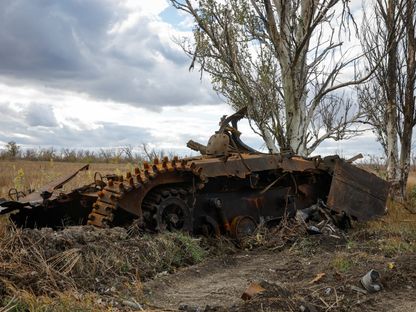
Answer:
top-left (144, 250), bottom-right (289, 309)
top-left (143, 242), bottom-right (416, 311)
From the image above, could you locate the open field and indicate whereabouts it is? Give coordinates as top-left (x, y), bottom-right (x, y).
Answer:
top-left (0, 160), bottom-right (416, 311)
top-left (0, 160), bottom-right (140, 199)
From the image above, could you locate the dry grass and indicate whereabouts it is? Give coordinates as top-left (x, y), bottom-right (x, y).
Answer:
top-left (0, 157), bottom-right (208, 309)
top-left (365, 170), bottom-right (416, 235)
top-left (349, 171), bottom-right (416, 258)
top-left (0, 160), bottom-right (209, 310)
top-left (2, 291), bottom-right (105, 312)
top-left (0, 225), bottom-right (207, 310)
top-left (0, 160), bottom-right (141, 199)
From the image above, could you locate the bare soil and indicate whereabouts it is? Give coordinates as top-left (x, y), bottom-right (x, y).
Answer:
top-left (144, 234), bottom-right (416, 312)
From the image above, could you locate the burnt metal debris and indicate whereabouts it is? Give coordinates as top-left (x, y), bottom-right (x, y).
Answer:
top-left (0, 108), bottom-right (390, 238)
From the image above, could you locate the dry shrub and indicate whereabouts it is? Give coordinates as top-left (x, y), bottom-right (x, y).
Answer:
top-left (2, 290), bottom-right (104, 312)
top-left (0, 225), bottom-right (207, 299)
top-left (364, 199), bottom-right (416, 238)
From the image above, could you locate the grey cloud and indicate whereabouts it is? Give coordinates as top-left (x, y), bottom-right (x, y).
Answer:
top-left (0, 1), bottom-right (216, 108)
top-left (0, 104), bottom-right (21, 121)
top-left (0, 103), bottom-right (156, 149)
top-left (0, 103), bottom-right (27, 136)
top-left (24, 103), bottom-right (58, 127)
top-left (34, 122), bottom-right (153, 148)
top-left (0, 1), bottom-right (111, 77)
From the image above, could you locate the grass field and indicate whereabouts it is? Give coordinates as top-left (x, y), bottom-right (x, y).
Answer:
top-left (0, 160), bottom-right (140, 199)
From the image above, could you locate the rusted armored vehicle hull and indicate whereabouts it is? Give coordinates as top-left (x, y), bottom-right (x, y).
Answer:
top-left (0, 109), bottom-right (389, 237)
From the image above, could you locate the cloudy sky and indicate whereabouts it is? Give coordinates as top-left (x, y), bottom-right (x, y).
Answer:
top-left (0, 0), bottom-right (384, 158)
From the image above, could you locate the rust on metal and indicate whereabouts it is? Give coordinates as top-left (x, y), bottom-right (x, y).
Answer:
top-left (327, 160), bottom-right (389, 221)
top-left (241, 282), bottom-right (266, 301)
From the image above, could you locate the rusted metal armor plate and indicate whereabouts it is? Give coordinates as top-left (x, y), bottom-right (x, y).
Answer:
top-left (192, 154), bottom-right (326, 180)
top-left (18, 164), bottom-right (89, 204)
top-left (327, 160), bottom-right (389, 221)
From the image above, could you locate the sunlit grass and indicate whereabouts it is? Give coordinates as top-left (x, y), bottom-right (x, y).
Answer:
top-left (0, 160), bottom-right (140, 198)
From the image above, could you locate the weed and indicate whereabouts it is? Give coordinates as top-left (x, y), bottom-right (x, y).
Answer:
top-left (346, 240), bottom-right (358, 250)
top-left (294, 237), bottom-right (319, 256)
top-left (120, 260), bottom-right (133, 273)
top-left (13, 168), bottom-right (25, 192)
top-left (0, 225), bottom-right (209, 304)
top-left (378, 237), bottom-right (416, 257)
top-left (405, 185), bottom-right (416, 213)
top-left (363, 198), bottom-right (416, 239)
top-left (331, 253), bottom-right (354, 273)
top-left (174, 232), bottom-right (207, 263)
top-left (136, 232), bottom-right (207, 275)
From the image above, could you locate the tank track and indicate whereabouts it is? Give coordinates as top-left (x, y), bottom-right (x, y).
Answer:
top-left (87, 156), bottom-right (204, 228)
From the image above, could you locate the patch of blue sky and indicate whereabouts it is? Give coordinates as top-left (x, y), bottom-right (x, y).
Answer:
top-left (160, 5), bottom-right (191, 30)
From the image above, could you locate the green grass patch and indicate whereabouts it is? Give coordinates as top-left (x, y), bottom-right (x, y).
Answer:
top-left (331, 253), bottom-right (354, 273)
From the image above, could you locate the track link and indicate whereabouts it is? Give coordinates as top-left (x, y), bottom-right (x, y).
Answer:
top-left (87, 157), bottom-right (205, 228)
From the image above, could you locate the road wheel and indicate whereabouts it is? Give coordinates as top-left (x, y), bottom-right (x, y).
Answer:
top-left (142, 187), bottom-right (192, 232)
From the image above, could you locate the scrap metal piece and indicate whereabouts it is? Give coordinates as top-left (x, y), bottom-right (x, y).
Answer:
top-left (46, 164), bottom-right (90, 191)
top-left (327, 160), bottom-right (389, 221)
top-left (241, 282), bottom-right (266, 301)
top-left (19, 164), bottom-right (90, 204)
top-left (361, 269), bottom-right (382, 293)
top-left (306, 225), bottom-right (322, 235)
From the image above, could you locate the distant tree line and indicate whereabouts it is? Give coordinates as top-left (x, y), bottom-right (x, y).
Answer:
top-left (0, 141), bottom-right (175, 163)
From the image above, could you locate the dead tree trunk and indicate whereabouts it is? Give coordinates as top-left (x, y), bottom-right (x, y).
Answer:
top-left (360, 0), bottom-right (416, 198)
top-left (386, 0), bottom-right (400, 183)
top-left (398, 0), bottom-right (416, 197)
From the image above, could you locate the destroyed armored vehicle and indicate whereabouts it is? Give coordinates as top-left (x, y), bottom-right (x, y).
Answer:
top-left (0, 108), bottom-right (389, 238)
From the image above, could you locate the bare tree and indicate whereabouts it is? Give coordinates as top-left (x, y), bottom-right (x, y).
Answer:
top-left (5, 141), bottom-right (21, 160)
top-left (122, 145), bottom-right (136, 163)
top-left (171, 0), bottom-right (370, 155)
top-left (359, 0), bottom-right (416, 196)
top-left (399, 0), bottom-right (416, 196)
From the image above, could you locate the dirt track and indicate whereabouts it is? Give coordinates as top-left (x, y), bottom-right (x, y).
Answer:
top-left (144, 235), bottom-right (416, 312)
top-left (145, 251), bottom-right (279, 308)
